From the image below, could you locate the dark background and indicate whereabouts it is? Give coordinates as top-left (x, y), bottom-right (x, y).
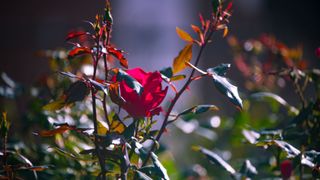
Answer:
top-left (0, 0), bottom-right (319, 109)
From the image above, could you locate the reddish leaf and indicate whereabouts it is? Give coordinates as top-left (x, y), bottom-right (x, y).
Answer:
top-left (65, 31), bottom-right (88, 41)
top-left (109, 82), bottom-right (126, 106)
top-left (107, 47), bottom-right (128, 68)
top-left (225, 2), bottom-right (233, 12)
top-left (34, 124), bottom-right (90, 137)
top-left (191, 24), bottom-right (204, 44)
top-left (34, 125), bottom-right (71, 137)
top-left (68, 47), bottom-right (91, 59)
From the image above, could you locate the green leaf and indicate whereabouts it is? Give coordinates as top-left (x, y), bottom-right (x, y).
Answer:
top-left (240, 160), bottom-right (258, 178)
top-left (172, 44), bottom-right (193, 74)
top-left (135, 170), bottom-right (153, 180)
top-left (179, 105), bottom-right (219, 116)
top-left (59, 71), bottom-right (79, 79)
top-left (194, 146), bottom-right (236, 176)
top-left (88, 79), bottom-right (108, 95)
top-left (116, 69), bottom-right (143, 95)
top-left (160, 67), bottom-right (173, 78)
top-left (256, 140), bottom-right (300, 158)
top-left (65, 81), bottom-right (90, 104)
top-left (170, 75), bottom-right (186, 82)
top-left (123, 121), bottom-right (136, 140)
top-left (207, 64), bottom-right (243, 109)
top-left (131, 138), bottom-right (148, 162)
top-left (43, 98), bottom-right (65, 111)
top-left (0, 112), bottom-right (9, 138)
top-left (242, 129), bottom-right (260, 144)
top-left (104, 5), bottom-right (113, 24)
top-left (50, 147), bottom-right (96, 162)
top-left (212, 0), bottom-right (221, 15)
top-left (301, 150), bottom-right (320, 170)
top-left (250, 92), bottom-right (299, 115)
top-left (150, 152), bottom-right (170, 180)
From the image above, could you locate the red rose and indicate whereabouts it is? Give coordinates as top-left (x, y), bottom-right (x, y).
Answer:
top-left (117, 68), bottom-right (168, 118)
top-left (280, 160), bottom-right (293, 179)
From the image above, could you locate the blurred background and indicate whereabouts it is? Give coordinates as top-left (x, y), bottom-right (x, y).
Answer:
top-left (1, 0), bottom-right (320, 179)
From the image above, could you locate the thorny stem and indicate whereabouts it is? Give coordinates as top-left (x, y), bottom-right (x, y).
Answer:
top-left (102, 15), bottom-right (111, 127)
top-left (142, 29), bottom-right (215, 166)
top-left (91, 18), bottom-right (107, 180)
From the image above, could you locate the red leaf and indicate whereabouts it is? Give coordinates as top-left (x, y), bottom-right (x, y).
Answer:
top-left (68, 47), bottom-right (91, 59)
top-left (225, 2), bottom-right (233, 12)
top-left (66, 31), bottom-right (88, 41)
top-left (34, 124), bottom-right (90, 137)
top-left (107, 47), bottom-right (128, 68)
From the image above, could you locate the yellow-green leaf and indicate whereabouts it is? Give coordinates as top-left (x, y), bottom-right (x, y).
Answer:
top-left (170, 75), bottom-right (186, 81)
top-left (172, 44), bottom-right (193, 74)
top-left (43, 98), bottom-right (65, 111)
top-left (176, 27), bottom-right (193, 42)
top-left (97, 119), bottom-right (108, 135)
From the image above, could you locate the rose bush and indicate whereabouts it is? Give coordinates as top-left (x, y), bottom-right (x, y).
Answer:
top-left (116, 68), bottom-right (168, 118)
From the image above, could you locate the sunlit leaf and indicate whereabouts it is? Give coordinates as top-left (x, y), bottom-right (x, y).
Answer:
top-left (242, 129), bottom-right (260, 144)
top-left (59, 71), bottom-right (79, 79)
top-left (0, 112), bottom-right (9, 138)
top-left (191, 24), bottom-right (204, 44)
top-left (160, 67), bottom-right (173, 78)
top-left (109, 82), bottom-right (126, 106)
top-left (65, 81), bottom-right (90, 104)
top-left (114, 69), bottom-right (143, 95)
top-left (97, 119), bottom-right (108, 135)
top-left (194, 146), bottom-right (236, 176)
top-left (176, 27), bottom-right (193, 43)
top-left (179, 105), bottom-right (219, 116)
top-left (141, 152), bottom-right (170, 180)
top-left (88, 78), bottom-right (108, 95)
top-left (172, 44), bottom-right (193, 74)
top-left (43, 98), bottom-right (65, 111)
top-left (107, 47), bottom-right (128, 68)
top-left (109, 114), bottom-right (126, 134)
top-left (135, 170), bottom-right (153, 180)
top-left (207, 64), bottom-right (243, 109)
top-left (170, 75), bottom-right (186, 82)
top-left (223, 26), bottom-right (228, 37)
top-left (257, 140), bottom-right (300, 158)
top-left (250, 92), bottom-right (298, 115)
top-left (240, 160), bottom-right (258, 178)
top-left (34, 124), bottom-right (91, 137)
top-left (68, 47), bottom-right (91, 59)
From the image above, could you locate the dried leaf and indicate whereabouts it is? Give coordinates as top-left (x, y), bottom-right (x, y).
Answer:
top-left (172, 44), bottom-right (193, 74)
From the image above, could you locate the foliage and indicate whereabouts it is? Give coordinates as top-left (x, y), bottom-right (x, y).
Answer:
top-left (1, 0), bottom-right (319, 179)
